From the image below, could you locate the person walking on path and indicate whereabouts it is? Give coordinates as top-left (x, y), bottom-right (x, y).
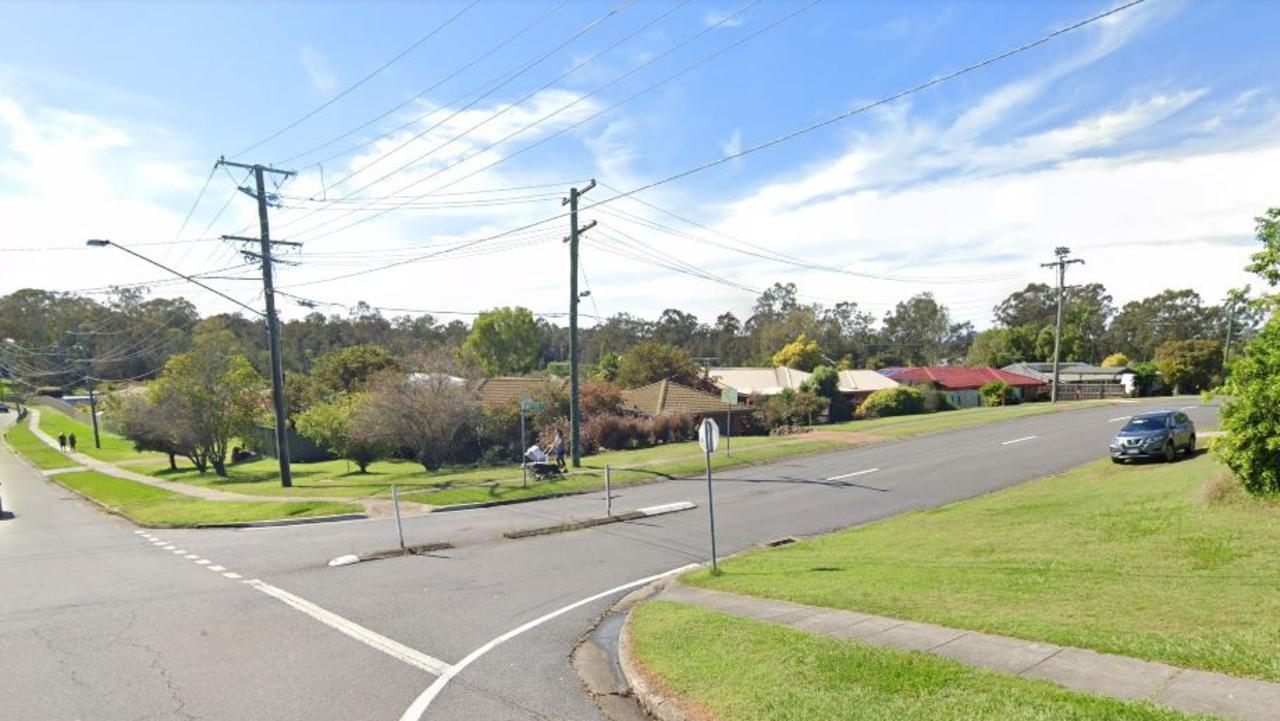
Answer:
top-left (57, 432), bottom-right (67, 451)
top-left (68, 433), bottom-right (77, 452)
top-left (551, 430), bottom-right (566, 471)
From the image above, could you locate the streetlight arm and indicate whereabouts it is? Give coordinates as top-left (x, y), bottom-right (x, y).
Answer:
top-left (86, 239), bottom-right (264, 318)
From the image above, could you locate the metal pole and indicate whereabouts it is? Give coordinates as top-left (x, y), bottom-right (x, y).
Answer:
top-left (605, 464), bottom-right (612, 517)
top-left (1051, 260), bottom-right (1065, 403)
top-left (705, 419), bottom-right (718, 574)
top-left (520, 406), bottom-right (527, 488)
top-left (725, 410), bottom-right (731, 457)
top-left (392, 484), bottom-right (405, 551)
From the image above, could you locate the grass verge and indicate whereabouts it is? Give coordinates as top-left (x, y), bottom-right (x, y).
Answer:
top-left (828, 399), bottom-right (1118, 438)
top-left (52, 471), bottom-right (360, 527)
top-left (36, 408), bottom-right (167, 463)
top-left (629, 601), bottom-right (1216, 721)
top-left (6, 421), bottom-right (80, 470)
top-left (685, 451), bottom-right (1280, 681)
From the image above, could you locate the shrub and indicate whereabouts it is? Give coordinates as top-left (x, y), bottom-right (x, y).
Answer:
top-left (581, 381), bottom-right (626, 417)
top-left (1101, 352), bottom-right (1131, 368)
top-left (1156, 339), bottom-right (1223, 394)
top-left (582, 413), bottom-right (653, 453)
top-left (858, 386), bottom-right (925, 418)
top-left (1214, 311), bottom-right (1280, 495)
top-left (651, 412), bottom-right (697, 444)
top-left (913, 383), bottom-right (952, 413)
top-left (801, 365), bottom-right (851, 422)
top-left (762, 388), bottom-right (827, 428)
top-left (979, 380), bottom-right (1018, 407)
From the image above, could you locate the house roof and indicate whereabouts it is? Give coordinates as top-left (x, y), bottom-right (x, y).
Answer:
top-left (893, 366), bottom-right (1046, 390)
top-left (837, 369), bottom-right (900, 393)
top-left (621, 379), bottom-right (747, 417)
top-left (708, 367), bottom-right (810, 396)
top-left (1002, 362), bottom-right (1132, 383)
top-left (468, 376), bottom-right (566, 406)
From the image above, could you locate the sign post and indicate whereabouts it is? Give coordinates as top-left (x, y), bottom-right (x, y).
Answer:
top-left (605, 464), bottom-right (612, 517)
top-left (520, 394), bottom-right (529, 487)
top-left (698, 418), bottom-right (720, 573)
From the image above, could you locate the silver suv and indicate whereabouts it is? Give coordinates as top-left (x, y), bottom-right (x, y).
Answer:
top-left (1110, 411), bottom-right (1196, 463)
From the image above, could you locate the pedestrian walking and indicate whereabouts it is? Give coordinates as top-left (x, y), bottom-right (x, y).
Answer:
top-left (68, 433), bottom-right (77, 452)
top-left (57, 432), bottom-right (67, 451)
top-left (552, 430), bottom-right (566, 470)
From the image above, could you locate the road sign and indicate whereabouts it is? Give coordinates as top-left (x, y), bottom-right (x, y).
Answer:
top-left (520, 394), bottom-right (545, 412)
top-left (699, 417), bottom-right (720, 453)
top-left (720, 386), bottom-right (738, 405)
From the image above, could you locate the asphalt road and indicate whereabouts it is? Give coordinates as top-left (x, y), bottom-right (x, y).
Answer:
top-left (0, 398), bottom-right (1220, 721)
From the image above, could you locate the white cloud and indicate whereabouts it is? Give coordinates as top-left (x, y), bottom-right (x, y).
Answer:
top-left (720, 129), bottom-right (742, 159)
top-left (701, 9), bottom-right (745, 29)
top-left (300, 46), bottom-right (337, 96)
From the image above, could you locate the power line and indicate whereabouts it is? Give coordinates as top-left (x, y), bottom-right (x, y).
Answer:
top-left (271, 0), bottom-right (1143, 288)
top-left (277, 0), bottom-right (573, 167)
top-left (230, 0), bottom-right (482, 159)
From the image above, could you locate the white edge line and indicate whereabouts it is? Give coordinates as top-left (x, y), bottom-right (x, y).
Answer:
top-left (245, 578), bottom-right (451, 676)
top-left (1001, 435), bottom-right (1038, 446)
top-left (825, 468), bottom-right (880, 482)
top-left (398, 563), bottom-right (701, 721)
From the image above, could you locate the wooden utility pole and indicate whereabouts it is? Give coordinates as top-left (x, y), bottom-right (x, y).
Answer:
top-left (1041, 247), bottom-right (1085, 403)
top-left (563, 180), bottom-right (596, 468)
top-left (218, 158), bottom-right (298, 487)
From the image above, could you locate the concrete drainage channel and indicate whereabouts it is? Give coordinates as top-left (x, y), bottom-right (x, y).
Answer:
top-left (328, 502), bottom-right (697, 567)
top-left (573, 579), bottom-right (670, 721)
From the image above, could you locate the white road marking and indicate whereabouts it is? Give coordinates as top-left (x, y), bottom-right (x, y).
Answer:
top-left (184, 554), bottom-right (200, 560)
top-left (1181, 405), bottom-right (1199, 411)
top-left (399, 563), bottom-right (701, 721)
top-left (1001, 435), bottom-right (1038, 446)
top-left (245, 578), bottom-right (452, 676)
top-left (637, 501), bottom-right (696, 516)
top-left (222, 572), bottom-right (242, 580)
top-left (825, 468), bottom-right (880, 482)
top-left (172, 549), bottom-right (187, 555)
top-left (1108, 416), bottom-right (1131, 423)
top-left (134, 530), bottom-right (146, 535)
top-left (195, 559), bottom-right (210, 565)
top-left (328, 554), bottom-right (361, 567)
top-left (162, 545), bottom-right (177, 550)
top-left (208, 565), bottom-right (226, 572)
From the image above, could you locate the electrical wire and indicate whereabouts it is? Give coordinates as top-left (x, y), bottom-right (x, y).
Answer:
top-left (231, 0), bottom-right (482, 159)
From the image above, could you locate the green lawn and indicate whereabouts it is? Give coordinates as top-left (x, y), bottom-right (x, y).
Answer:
top-left (5, 421), bottom-right (80, 470)
top-left (36, 408), bottom-right (167, 463)
top-left (52, 470), bottom-right (360, 527)
top-left (830, 399), bottom-right (1118, 438)
top-left (629, 601), bottom-right (1216, 721)
top-left (685, 451), bottom-right (1280, 681)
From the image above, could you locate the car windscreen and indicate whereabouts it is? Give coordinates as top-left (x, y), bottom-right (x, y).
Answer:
top-left (1122, 416), bottom-right (1166, 432)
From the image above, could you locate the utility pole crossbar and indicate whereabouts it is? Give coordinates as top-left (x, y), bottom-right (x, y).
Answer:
top-left (217, 157), bottom-right (297, 487)
top-left (564, 179), bottom-right (596, 469)
top-left (1041, 247), bottom-right (1085, 403)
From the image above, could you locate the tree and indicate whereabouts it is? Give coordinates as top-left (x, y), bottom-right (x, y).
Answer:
top-left (591, 352), bottom-right (621, 382)
top-left (762, 388), bottom-right (827, 428)
top-left (295, 394), bottom-right (388, 472)
top-left (107, 390), bottom-right (191, 471)
top-left (801, 365), bottom-right (850, 421)
top-left (358, 373), bottom-right (481, 472)
top-left (1155, 339), bottom-right (1223, 394)
top-left (459, 306), bottom-right (540, 376)
top-left (772, 333), bottom-right (825, 371)
top-left (149, 324), bottom-right (264, 476)
top-left (979, 380), bottom-right (1017, 406)
top-left (1214, 206), bottom-right (1280, 495)
top-left (309, 345), bottom-right (403, 401)
top-left (1108, 289), bottom-right (1220, 361)
top-left (965, 327), bottom-right (1037, 367)
top-left (993, 283), bottom-right (1057, 328)
top-left (615, 341), bottom-right (704, 389)
top-left (1101, 352), bottom-right (1130, 367)
top-left (881, 293), bottom-right (971, 365)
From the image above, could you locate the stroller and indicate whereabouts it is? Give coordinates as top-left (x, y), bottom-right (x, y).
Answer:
top-left (524, 460), bottom-right (563, 481)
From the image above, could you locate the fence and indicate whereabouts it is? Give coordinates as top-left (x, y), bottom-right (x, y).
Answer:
top-left (1052, 383), bottom-right (1128, 401)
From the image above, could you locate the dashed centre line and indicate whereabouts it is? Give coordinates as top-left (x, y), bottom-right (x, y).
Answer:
top-left (1001, 435), bottom-right (1038, 446)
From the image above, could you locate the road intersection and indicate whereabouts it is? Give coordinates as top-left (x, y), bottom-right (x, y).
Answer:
top-left (0, 398), bottom-right (1218, 721)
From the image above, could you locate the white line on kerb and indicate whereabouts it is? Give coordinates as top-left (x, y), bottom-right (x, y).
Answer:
top-left (1001, 435), bottom-right (1037, 446)
top-left (398, 563), bottom-right (701, 721)
top-left (245, 579), bottom-right (452, 676)
top-left (826, 468), bottom-right (880, 482)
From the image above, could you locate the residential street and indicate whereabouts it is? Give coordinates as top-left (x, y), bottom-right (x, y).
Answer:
top-left (0, 398), bottom-right (1219, 721)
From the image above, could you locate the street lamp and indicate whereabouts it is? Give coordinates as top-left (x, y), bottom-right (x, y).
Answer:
top-left (85, 238), bottom-right (293, 487)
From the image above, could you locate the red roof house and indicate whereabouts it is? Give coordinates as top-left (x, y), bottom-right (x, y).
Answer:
top-left (892, 366), bottom-right (1046, 407)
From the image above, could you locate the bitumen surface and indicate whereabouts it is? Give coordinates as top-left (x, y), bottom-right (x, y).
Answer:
top-left (0, 398), bottom-right (1221, 721)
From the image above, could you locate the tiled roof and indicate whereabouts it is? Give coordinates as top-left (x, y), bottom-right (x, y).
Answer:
top-left (708, 367), bottom-right (810, 396)
top-left (837, 369), bottom-right (900, 393)
top-left (622, 379), bottom-right (746, 416)
top-left (469, 376), bottom-right (566, 406)
top-left (893, 366), bottom-right (1046, 390)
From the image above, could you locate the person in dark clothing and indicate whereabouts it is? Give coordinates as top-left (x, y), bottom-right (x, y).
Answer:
top-left (57, 432), bottom-right (67, 451)
top-left (68, 433), bottom-right (77, 452)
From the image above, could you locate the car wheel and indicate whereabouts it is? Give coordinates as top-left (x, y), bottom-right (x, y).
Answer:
top-left (1185, 434), bottom-right (1197, 455)
top-left (1163, 441), bottom-right (1176, 463)
top-left (1111, 457), bottom-right (1124, 464)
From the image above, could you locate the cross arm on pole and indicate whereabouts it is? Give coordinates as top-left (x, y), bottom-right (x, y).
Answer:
top-left (222, 234), bottom-right (303, 247)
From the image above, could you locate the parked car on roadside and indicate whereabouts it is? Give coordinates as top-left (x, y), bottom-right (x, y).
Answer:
top-left (0, 403), bottom-right (10, 413)
top-left (1109, 410), bottom-right (1196, 463)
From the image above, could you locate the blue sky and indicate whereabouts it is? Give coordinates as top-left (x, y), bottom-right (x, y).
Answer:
top-left (2, 0), bottom-right (1278, 328)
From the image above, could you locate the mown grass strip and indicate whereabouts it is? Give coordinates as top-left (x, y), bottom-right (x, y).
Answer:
top-left (5, 421), bottom-right (80, 470)
top-left (629, 601), bottom-right (1216, 721)
top-left (686, 452), bottom-right (1280, 681)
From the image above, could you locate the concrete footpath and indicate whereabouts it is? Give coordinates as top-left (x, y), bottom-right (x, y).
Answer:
top-left (24, 410), bottom-right (429, 518)
top-left (654, 583), bottom-right (1279, 721)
